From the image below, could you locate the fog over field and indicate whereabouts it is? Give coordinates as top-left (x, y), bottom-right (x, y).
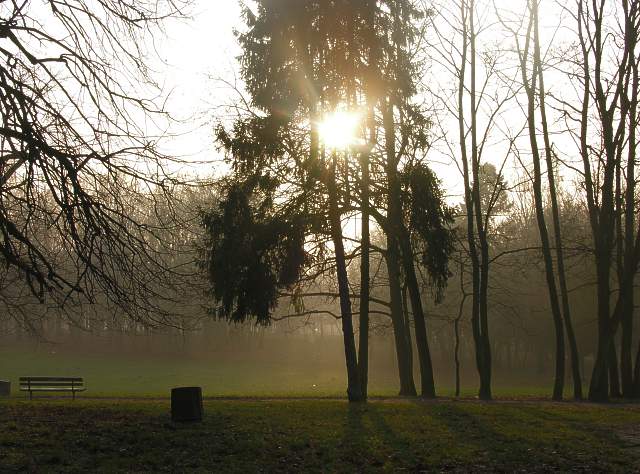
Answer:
top-left (2, 0), bottom-right (640, 406)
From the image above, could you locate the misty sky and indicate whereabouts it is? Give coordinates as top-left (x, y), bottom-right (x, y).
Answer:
top-left (155, 0), bottom-right (579, 200)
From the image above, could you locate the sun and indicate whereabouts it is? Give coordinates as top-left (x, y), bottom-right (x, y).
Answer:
top-left (318, 111), bottom-right (362, 150)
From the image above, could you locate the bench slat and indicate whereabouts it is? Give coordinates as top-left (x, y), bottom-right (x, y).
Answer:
top-left (19, 387), bottom-right (86, 392)
top-left (20, 382), bottom-right (84, 387)
top-left (19, 377), bottom-right (83, 382)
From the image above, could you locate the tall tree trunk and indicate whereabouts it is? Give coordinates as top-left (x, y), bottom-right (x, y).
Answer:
top-left (520, 2), bottom-right (565, 400)
top-left (382, 97), bottom-right (418, 397)
top-left (398, 228), bottom-right (436, 398)
top-left (327, 151), bottom-right (362, 402)
top-left (454, 263), bottom-right (466, 398)
top-left (386, 237), bottom-right (417, 396)
top-left (383, 96), bottom-right (435, 398)
top-left (633, 342), bottom-right (640, 398)
top-left (456, 0), bottom-right (488, 400)
top-left (582, 0), bottom-right (632, 402)
top-left (589, 256), bottom-right (612, 402)
top-left (402, 283), bottom-right (414, 366)
top-left (609, 342), bottom-right (622, 398)
top-left (621, 35), bottom-right (638, 398)
top-left (532, 0), bottom-right (582, 400)
top-left (357, 107), bottom-right (373, 400)
top-left (469, 0), bottom-right (492, 400)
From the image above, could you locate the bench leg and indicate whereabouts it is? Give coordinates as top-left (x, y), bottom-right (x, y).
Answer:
top-left (72, 390), bottom-right (75, 401)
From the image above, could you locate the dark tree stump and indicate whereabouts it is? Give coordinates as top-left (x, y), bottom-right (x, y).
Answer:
top-left (0, 380), bottom-right (9, 397)
top-left (171, 386), bottom-right (203, 422)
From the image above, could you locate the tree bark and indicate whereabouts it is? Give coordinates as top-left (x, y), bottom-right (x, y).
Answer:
top-left (386, 237), bottom-right (418, 396)
top-left (532, 0), bottom-right (582, 400)
top-left (621, 27), bottom-right (638, 398)
top-left (609, 342), bottom-right (621, 398)
top-left (469, 0), bottom-right (492, 400)
top-left (452, 0), bottom-right (490, 402)
top-left (633, 342), bottom-right (640, 398)
top-left (398, 227), bottom-right (436, 398)
top-left (383, 97), bottom-right (435, 398)
top-left (454, 263), bottom-right (466, 398)
top-left (327, 151), bottom-right (363, 402)
top-left (357, 109), bottom-right (372, 400)
top-left (382, 96), bottom-right (417, 397)
top-left (402, 283), bottom-right (414, 366)
top-left (520, 1), bottom-right (565, 400)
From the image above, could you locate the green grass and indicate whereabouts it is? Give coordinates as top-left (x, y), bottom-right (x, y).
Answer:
top-left (0, 346), bottom-right (387, 397)
top-left (0, 399), bottom-right (639, 472)
top-left (0, 346), bottom-right (568, 399)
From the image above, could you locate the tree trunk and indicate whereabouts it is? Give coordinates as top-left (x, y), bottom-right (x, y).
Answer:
top-left (454, 262), bottom-right (467, 398)
top-left (387, 238), bottom-right (417, 396)
top-left (476, 238), bottom-right (491, 400)
top-left (382, 96), bottom-right (435, 398)
top-left (520, 3), bottom-right (565, 400)
top-left (621, 44), bottom-right (638, 398)
top-left (609, 342), bottom-right (621, 398)
top-left (357, 112), bottom-right (372, 400)
top-left (398, 228), bottom-right (436, 398)
top-left (328, 152), bottom-right (363, 402)
top-left (633, 342), bottom-right (640, 398)
top-left (531, 0), bottom-right (582, 400)
top-left (589, 256), bottom-right (612, 402)
top-left (402, 283), bottom-right (414, 366)
top-left (468, 0), bottom-right (492, 400)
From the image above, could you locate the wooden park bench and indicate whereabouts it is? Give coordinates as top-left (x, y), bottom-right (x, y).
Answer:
top-left (19, 376), bottom-right (86, 400)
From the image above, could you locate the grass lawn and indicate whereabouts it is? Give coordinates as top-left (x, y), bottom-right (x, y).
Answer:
top-left (0, 346), bottom-right (564, 399)
top-left (1, 398), bottom-right (639, 472)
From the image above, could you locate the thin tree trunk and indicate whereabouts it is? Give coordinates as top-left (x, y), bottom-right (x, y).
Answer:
top-left (383, 97), bottom-right (434, 398)
top-left (520, 2), bottom-right (565, 400)
top-left (532, 0), bottom-right (582, 400)
top-left (327, 151), bottom-right (362, 402)
top-left (584, 0), bottom-right (630, 402)
top-left (454, 263), bottom-right (466, 398)
top-left (621, 32), bottom-right (638, 397)
top-left (589, 257), bottom-right (612, 402)
top-left (402, 283), bottom-right (414, 366)
top-left (357, 106), bottom-right (373, 400)
top-left (469, 0), bottom-right (492, 400)
top-left (398, 228), bottom-right (436, 398)
top-left (457, 0), bottom-right (487, 401)
top-left (609, 342), bottom-right (621, 398)
top-left (386, 238), bottom-right (417, 396)
top-left (633, 342), bottom-right (640, 398)
top-left (379, 92), bottom-right (416, 397)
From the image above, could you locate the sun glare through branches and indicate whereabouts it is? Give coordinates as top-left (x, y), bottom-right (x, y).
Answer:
top-left (318, 111), bottom-right (363, 150)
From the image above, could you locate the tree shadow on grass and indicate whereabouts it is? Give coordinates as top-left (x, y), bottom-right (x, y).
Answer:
top-left (365, 404), bottom-right (433, 472)
top-left (339, 403), bottom-right (373, 471)
top-left (421, 401), bottom-right (617, 472)
top-left (421, 402), bottom-right (524, 471)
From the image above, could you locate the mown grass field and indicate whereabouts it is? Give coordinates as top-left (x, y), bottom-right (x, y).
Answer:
top-left (1, 398), bottom-right (639, 472)
top-left (0, 345), bottom-right (556, 399)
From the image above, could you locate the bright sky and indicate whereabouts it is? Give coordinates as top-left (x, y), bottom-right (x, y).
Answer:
top-left (155, 1), bottom-right (243, 177)
top-left (155, 0), bottom-right (586, 203)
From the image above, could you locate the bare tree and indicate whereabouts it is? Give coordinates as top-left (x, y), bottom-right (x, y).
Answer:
top-left (507, 0), bottom-right (583, 400)
top-left (428, 0), bottom-right (517, 400)
top-left (0, 1), bottom-right (192, 327)
top-left (563, 0), bottom-right (640, 402)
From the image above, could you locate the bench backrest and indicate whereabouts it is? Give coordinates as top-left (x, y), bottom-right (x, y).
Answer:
top-left (19, 376), bottom-right (84, 389)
